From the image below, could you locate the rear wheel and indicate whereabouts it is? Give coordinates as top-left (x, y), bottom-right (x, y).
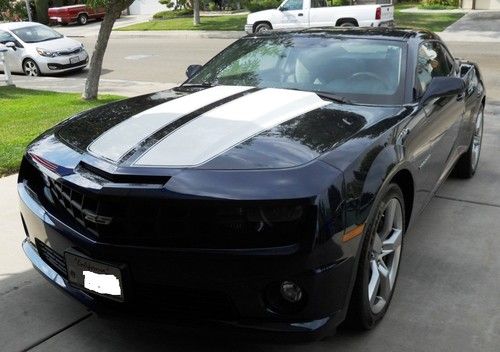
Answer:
top-left (346, 183), bottom-right (405, 329)
top-left (255, 23), bottom-right (272, 33)
top-left (454, 106), bottom-right (484, 178)
top-left (23, 59), bottom-right (40, 77)
top-left (338, 20), bottom-right (357, 27)
top-left (77, 13), bottom-right (88, 25)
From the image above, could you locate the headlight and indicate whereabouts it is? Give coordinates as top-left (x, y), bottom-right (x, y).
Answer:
top-left (36, 48), bottom-right (56, 57)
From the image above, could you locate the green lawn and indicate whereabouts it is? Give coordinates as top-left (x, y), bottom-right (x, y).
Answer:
top-left (394, 11), bottom-right (463, 32)
top-left (0, 87), bottom-right (122, 176)
top-left (117, 15), bottom-right (247, 31)
top-left (119, 7), bottom-right (461, 33)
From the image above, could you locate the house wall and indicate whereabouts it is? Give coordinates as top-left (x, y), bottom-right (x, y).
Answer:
top-left (462, 0), bottom-right (500, 9)
top-left (129, 0), bottom-right (167, 15)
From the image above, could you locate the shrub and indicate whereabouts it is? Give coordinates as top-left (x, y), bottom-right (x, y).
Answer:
top-left (420, 0), bottom-right (459, 9)
top-left (246, 0), bottom-right (281, 12)
top-left (153, 8), bottom-right (193, 20)
top-left (331, 0), bottom-right (350, 6)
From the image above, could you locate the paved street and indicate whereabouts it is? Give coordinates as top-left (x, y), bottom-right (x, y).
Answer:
top-left (2, 16), bottom-right (500, 351)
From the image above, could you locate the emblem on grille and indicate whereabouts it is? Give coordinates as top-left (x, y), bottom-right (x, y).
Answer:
top-left (82, 210), bottom-right (113, 225)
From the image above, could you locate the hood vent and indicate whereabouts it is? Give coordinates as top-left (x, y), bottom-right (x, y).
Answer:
top-left (80, 162), bottom-right (170, 186)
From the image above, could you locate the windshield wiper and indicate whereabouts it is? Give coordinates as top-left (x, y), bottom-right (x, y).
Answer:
top-left (313, 91), bottom-right (352, 104)
top-left (283, 87), bottom-right (352, 104)
top-left (180, 82), bottom-right (216, 88)
top-left (36, 37), bottom-right (61, 43)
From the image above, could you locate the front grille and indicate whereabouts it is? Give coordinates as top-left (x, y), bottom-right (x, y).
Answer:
top-left (36, 239), bottom-right (67, 277)
top-left (56, 47), bottom-right (83, 56)
top-left (25, 159), bottom-right (314, 249)
top-left (133, 284), bottom-right (238, 319)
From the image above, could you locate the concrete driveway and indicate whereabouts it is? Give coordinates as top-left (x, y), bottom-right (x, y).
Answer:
top-left (440, 11), bottom-right (500, 42)
top-left (2, 38), bottom-right (500, 351)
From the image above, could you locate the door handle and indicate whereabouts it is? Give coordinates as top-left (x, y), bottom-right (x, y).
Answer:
top-left (298, 13), bottom-right (303, 16)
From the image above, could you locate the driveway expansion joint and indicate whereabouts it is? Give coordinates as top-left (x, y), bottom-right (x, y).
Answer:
top-left (435, 195), bottom-right (500, 209)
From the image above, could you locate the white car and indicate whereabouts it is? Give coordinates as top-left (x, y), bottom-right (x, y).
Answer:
top-left (0, 22), bottom-right (88, 76)
top-left (245, 0), bottom-right (394, 33)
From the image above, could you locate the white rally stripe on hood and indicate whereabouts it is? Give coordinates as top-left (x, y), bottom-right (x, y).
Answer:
top-left (87, 85), bottom-right (253, 162)
top-left (134, 88), bottom-right (329, 167)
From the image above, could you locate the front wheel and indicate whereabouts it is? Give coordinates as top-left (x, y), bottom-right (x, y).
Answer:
top-left (23, 59), bottom-right (40, 77)
top-left (345, 183), bottom-right (405, 329)
top-left (255, 23), bottom-right (272, 33)
top-left (454, 106), bottom-right (484, 178)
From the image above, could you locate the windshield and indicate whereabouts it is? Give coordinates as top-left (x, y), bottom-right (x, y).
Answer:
top-left (186, 35), bottom-right (406, 105)
top-left (12, 25), bottom-right (63, 43)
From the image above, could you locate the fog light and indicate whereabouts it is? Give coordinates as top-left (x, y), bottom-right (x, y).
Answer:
top-left (280, 281), bottom-right (303, 303)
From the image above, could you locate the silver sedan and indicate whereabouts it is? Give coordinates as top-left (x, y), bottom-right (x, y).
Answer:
top-left (0, 21), bottom-right (88, 76)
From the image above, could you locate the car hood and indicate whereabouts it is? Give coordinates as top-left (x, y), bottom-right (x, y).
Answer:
top-left (32, 36), bottom-right (82, 52)
top-left (52, 86), bottom-right (403, 170)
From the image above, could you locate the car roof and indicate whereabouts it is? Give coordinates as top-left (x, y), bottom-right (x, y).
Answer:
top-left (249, 27), bottom-right (441, 42)
top-left (0, 21), bottom-right (42, 31)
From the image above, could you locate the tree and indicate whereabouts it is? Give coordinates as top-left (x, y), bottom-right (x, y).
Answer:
top-left (82, 0), bottom-right (133, 100)
top-left (34, 0), bottom-right (49, 24)
top-left (192, 0), bottom-right (200, 25)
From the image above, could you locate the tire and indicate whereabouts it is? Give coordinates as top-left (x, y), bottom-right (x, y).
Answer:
top-left (23, 59), bottom-right (41, 77)
top-left (345, 183), bottom-right (405, 330)
top-left (255, 23), bottom-right (272, 33)
top-left (339, 21), bottom-right (356, 27)
top-left (77, 13), bottom-right (88, 25)
top-left (454, 106), bottom-right (484, 179)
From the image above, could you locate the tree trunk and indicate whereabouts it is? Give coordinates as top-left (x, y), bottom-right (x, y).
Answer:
top-left (82, 6), bottom-right (121, 100)
top-left (193, 0), bottom-right (200, 26)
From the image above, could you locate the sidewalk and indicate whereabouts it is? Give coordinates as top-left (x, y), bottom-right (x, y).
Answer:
top-left (12, 76), bottom-right (176, 97)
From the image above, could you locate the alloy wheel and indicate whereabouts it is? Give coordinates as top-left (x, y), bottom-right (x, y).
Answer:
top-left (24, 60), bottom-right (39, 76)
top-left (368, 198), bottom-right (403, 314)
top-left (471, 108), bottom-right (484, 172)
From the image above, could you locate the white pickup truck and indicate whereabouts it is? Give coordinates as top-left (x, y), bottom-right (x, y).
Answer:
top-left (245, 0), bottom-right (394, 34)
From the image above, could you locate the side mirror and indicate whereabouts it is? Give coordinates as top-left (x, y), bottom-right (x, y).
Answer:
top-left (421, 77), bottom-right (465, 105)
top-left (186, 64), bottom-right (202, 79)
top-left (279, 6), bottom-right (287, 11)
top-left (5, 42), bottom-right (16, 51)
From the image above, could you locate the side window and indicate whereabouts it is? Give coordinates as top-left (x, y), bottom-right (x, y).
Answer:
top-left (311, 0), bottom-right (327, 8)
top-left (415, 41), bottom-right (452, 96)
top-left (0, 30), bottom-right (16, 44)
top-left (282, 0), bottom-right (304, 11)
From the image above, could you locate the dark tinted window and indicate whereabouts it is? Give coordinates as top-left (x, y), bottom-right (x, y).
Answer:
top-left (416, 41), bottom-right (453, 95)
top-left (186, 36), bottom-right (406, 105)
top-left (311, 0), bottom-right (328, 8)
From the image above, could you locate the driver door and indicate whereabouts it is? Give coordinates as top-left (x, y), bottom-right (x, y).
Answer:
top-left (0, 30), bottom-right (24, 73)
top-left (277, 0), bottom-right (309, 30)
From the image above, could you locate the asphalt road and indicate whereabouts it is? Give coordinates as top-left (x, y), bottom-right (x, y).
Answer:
top-left (1, 31), bottom-right (500, 351)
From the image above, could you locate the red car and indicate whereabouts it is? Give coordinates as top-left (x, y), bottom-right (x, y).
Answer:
top-left (48, 4), bottom-right (106, 26)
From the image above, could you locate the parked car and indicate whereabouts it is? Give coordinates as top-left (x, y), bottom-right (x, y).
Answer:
top-left (19, 28), bottom-right (484, 339)
top-left (48, 3), bottom-right (106, 26)
top-left (245, 0), bottom-right (394, 33)
top-left (0, 22), bottom-right (88, 76)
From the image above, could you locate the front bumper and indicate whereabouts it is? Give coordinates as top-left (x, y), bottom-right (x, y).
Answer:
top-left (18, 172), bottom-right (354, 338)
top-left (35, 51), bottom-right (89, 74)
top-left (245, 24), bottom-right (254, 34)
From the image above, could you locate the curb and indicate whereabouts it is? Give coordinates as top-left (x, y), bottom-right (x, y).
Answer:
top-left (111, 30), bottom-right (246, 40)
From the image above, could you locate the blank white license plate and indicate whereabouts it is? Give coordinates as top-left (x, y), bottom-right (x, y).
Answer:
top-left (65, 252), bottom-right (125, 301)
top-left (69, 56), bottom-right (80, 64)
